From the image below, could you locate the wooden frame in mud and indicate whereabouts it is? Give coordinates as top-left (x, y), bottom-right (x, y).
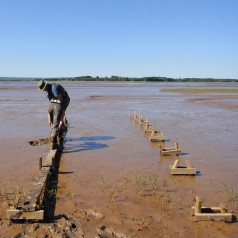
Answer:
top-left (191, 196), bottom-right (233, 222)
top-left (144, 123), bottom-right (158, 134)
top-left (129, 111), bottom-right (137, 119)
top-left (160, 142), bottom-right (181, 156)
top-left (169, 159), bottom-right (196, 175)
top-left (7, 149), bottom-right (57, 220)
top-left (149, 131), bottom-right (166, 142)
top-left (139, 118), bottom-right (149, 126)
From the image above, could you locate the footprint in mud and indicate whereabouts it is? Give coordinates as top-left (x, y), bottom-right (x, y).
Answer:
top-left (28, 138), bottom-right (49, 146)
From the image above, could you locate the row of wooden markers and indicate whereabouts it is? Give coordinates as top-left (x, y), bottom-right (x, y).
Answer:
top-left (129, 111), bottom-right (234, 222)
top-left (129, 111), bottom-right (195, 175)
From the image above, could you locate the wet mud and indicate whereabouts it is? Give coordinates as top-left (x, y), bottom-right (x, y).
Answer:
top-left (28, 138), bottom-right (50, 146)
top-left (0, 81), bottom-right (238, 237)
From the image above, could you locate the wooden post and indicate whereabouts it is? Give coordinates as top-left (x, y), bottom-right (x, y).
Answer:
top-left (195, 196), bottom-right (202, 213)
top-left (52, 157), bottom-right (55, 171)
top-left (172, 159), bottom-right (180, 169)
top-left (39, 157), bottom-right (42, 170)
top-left (219, 203), bottom-right (228, 213)
top-left (7, 123), bottom-right (68, 221)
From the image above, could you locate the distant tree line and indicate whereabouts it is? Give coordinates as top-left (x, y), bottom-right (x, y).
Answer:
top-left (43, 76), bottom-right (238, 82)
top-left (0, 76), bottom-right (237, 82)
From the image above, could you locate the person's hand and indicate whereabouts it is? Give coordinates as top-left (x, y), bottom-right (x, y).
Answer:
top-left (57, 95), bottom-right (63, 101)
top-left (59, 120), bottom-right (63, 128)
top-left (48, 113), bottom-right (51, 126)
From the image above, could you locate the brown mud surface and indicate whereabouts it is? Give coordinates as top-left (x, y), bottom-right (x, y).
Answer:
top-left (0, 81), bottom-right (238, 237)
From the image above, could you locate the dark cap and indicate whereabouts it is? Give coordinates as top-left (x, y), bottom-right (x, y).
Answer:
top-left (37, 80), bottom-right (48, 91)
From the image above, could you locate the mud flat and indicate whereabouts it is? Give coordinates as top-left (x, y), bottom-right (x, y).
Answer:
top-left (0, 81), bottom-right (238, 237)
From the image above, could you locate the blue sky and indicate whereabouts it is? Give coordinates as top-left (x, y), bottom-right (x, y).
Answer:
top-left (0, 0), bottom-right (238, 78)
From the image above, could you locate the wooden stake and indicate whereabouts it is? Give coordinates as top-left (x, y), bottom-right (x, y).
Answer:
top-left (39, 157), bottom-right (42, 170)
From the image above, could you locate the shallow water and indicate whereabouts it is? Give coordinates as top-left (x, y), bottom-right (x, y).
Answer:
top-left (1, 81), bottom-right (238, 237)
top-left (1, 80), bottom-right (238, 188)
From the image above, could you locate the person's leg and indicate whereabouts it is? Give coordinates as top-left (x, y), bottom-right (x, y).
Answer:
top-left (58, 104), bottom-right (69, 147)
top-left (48, 103), bottom-right (63, 149)
top-left (48, 103), bottom-right (54, 145)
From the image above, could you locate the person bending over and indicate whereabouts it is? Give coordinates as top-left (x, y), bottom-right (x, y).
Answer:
top-left (38, 80), bottom-right (70, 150)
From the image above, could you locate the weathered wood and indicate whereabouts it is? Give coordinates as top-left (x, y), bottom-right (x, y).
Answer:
top-left (39, 157), bottom-right (42, 170)
top-left (149, 131), bottom-right (165, 142)
top-left (26, 150), bottom-right (57, 209)
top-left (144, 123), bottom-right (158, 134)
top-left (134, 114), bottom-right (143, 123)
top-left (160, 142), bottom-right (181, 156)
top-left (172, 159), bottom-right (179, 169)
top-left (139, 118), bottom-right (149, 126)
top-left (7, 209), bottom-right (44, 220)
top-left (219, 203), bottom-right (228, 213)
top-left (43, 150), bottom-right (57, 167)
top-left (129, 111), bottom-right (137, 119)
top-left (192, 206), bottom-right (224, 215)
top-left (170, 167), bottom-right (196, 175)
top-left (191, 196), bottom-right (233, 222)
top-left (194, 196), bottom-right (202, 213)
top-left (193, 213), bottom-right (232, 222)
top-left (23, 166), bottom-right (51, 211)
top-left (8, 149), bottom-right (57, 220)
top-left (169, 159), bottom-right (196, 175)
top-left (7, 124), bottom-right (67, 221)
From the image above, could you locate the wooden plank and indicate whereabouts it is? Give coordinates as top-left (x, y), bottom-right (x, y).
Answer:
top-left (22, 150), bottom-right (57, 211)
top-left (219, 203), bottom-right (228, 213)
top-left (129, 111), bottom-right (137, 119)
top-left (139, 119), bottom-right (149, 126)
top-left (7, 209), bottom-right (44, 220)
top-left (172, 159), bottom-right (179, 169)
top-left (191, 198), bottom-right (233, 222)
top-left (194, 213), bottom-right (232, 222)
top-left (149, 131), bottom-right (165, 142)
top-left (144, 124), bottom-right (158, 134)
top-left (13, 194), bottom-right (22, 208)
top-left (170, 167), bottom-right (196, 175)
top-left (192, 206), bottom-right (224, 215)
top-left (7, 126), bottom-right (66, 220)
top-left (43, 150), bottom-right (57, 167)
top-left (23, 167), bottom-right (51, 211)
top-left (161, 149), bottom-right (181, 156)
top-left (134, 114), bottom-right (143, 123)
top-left (195, 196), bottom-right (202, 213)
top-left (160, 142), bottom-right (181, 156)
top-left (169, 159), bottom-right (196, 175)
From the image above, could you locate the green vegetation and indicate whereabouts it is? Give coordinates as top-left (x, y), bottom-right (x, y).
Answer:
top-left (161, 88), bottom-right (238, 93)
top-left (43, 76), bottom-right (238, 83)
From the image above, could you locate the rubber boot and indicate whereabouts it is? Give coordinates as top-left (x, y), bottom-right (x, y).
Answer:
top-left (50, 143), bottom-right (59, 150)
top-left (50, 136), bottom-right (60, 151)
top-left (56, 135), bottom-right (63, 152)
